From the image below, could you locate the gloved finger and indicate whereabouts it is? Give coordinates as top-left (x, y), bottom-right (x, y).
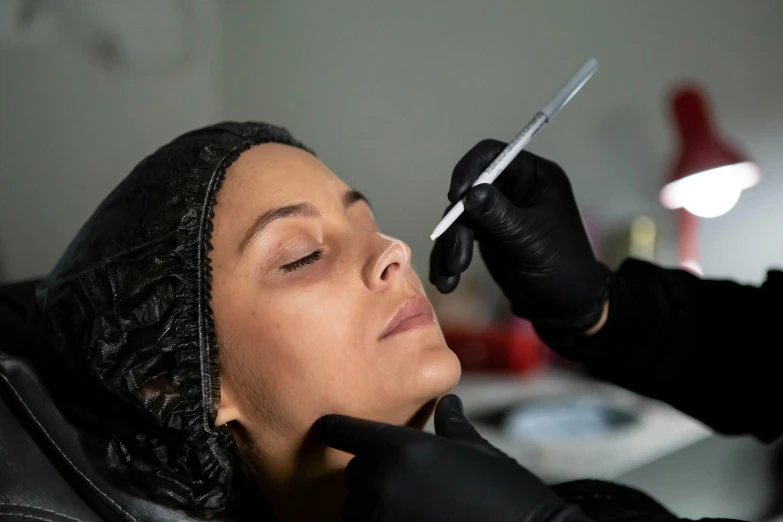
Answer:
top-left (343, 452), bottom-right (379, 491)
top-left (435, 395), bottom-right (511, 458)
top-left (493, 150), bottom-right (544, 205)
top-left (429, 234), bottom-right (460, 294)
top-left (429, 201), bottom-right (474, 291)
top-left (434, 395), bottom-right (484, 445)
top-left (443, 220), bottom-right (473, 275)
top-left (463, 184), bottom-right (531, 246)
top-left (448, 139), bottom-right (508, 203)
top-left (314, 414), bottom-right (395, 455)
top-left (340, 493), bottom-right (374, 522)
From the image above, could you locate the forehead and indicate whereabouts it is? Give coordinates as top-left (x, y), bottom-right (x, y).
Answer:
top-left (222, 143), bottom-right (348, 208)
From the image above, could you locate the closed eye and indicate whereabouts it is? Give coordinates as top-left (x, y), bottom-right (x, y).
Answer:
top-left (280, 249), bottom-right (323, 273)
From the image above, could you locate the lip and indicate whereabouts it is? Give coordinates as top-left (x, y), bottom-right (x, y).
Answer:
top-left (379, 297), bottom-right (436, 340)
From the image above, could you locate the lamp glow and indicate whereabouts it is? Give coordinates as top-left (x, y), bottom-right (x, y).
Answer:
top-left (660, 161), bottom-right (760, 218)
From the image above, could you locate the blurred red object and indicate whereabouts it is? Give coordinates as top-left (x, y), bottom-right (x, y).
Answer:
top-left (661, 84), bottom-right (760, 273)
top-left (443, 318), bottom-right (549, 373)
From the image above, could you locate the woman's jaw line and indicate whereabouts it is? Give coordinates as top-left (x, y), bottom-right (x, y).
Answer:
top-left (407, 397), bottom-right (439, 429)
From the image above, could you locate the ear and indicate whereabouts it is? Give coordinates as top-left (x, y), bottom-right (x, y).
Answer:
top-left (215, 380), bottom-right (242, 427)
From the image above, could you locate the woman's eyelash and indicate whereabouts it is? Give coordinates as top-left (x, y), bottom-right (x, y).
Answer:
top-left (281, 249), bottom-right (323, 273)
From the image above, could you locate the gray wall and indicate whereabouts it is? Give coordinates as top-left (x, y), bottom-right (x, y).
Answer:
top-left (221, 0), bottom-right (783, 284)
top-left (2, 1), bottom-right (783, 283)
top-left (0, 1), bottom-right (220, 281)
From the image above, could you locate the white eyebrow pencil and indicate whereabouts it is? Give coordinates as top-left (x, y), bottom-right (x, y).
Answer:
top-left (430, 57), bottom-right (598, 241)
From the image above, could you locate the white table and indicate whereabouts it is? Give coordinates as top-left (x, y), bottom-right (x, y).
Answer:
top-left (426, 368), bottom-right (712, 483)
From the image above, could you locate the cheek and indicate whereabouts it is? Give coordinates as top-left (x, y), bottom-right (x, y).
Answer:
top-left (226, 284), bottom-right (375, 418)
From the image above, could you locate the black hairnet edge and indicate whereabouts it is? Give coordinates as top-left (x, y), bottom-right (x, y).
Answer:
top-left (32, 122), bottom-right (316, 515)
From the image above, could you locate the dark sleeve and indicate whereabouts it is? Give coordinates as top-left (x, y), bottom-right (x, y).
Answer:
top-left (535, 258), bottom-right (783, 442)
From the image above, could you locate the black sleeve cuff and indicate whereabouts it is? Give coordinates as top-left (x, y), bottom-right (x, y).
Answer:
top-left (533, 258), bottom-right (665, 361)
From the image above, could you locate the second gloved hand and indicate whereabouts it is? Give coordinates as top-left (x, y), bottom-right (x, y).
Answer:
top-left (315, 395), bottom-right (590, 522)
top-left (430, 140), bottom-right (610, 331)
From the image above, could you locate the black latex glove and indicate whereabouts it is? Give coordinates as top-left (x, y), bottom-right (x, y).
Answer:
top-left (429, 140), bottom-right (610, 331)
top-left (314, 394), bottom-right (590, 522)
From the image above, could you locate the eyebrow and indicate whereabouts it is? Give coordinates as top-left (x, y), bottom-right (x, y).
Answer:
top-left (237, 189), bottom-right (371, 255)
top-left (344, 189), bottom-right (370, 208)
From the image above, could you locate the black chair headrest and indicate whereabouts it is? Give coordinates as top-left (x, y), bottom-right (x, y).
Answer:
top-left (0, 280), bottom-right (195, 522)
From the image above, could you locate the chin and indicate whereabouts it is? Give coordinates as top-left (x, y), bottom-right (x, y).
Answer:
top-left (414, 341), bottom-right (462, 400)
top-left (405, 353), bottom-right (460, 431)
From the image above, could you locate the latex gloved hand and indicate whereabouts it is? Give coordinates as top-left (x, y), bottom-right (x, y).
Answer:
top-left (315, 394), bottom-right (590, 522)
top-left (429, 140), bottom-right (610, 331)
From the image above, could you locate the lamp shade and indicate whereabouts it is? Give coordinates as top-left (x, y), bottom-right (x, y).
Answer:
top-left (661, 86), bottom-right (760, 218)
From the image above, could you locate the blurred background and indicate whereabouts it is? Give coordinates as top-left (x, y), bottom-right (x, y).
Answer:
top-left (2, 0), bottom-right (783, 518)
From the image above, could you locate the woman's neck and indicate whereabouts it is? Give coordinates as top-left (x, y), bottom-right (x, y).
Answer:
top-left (240, 422), bottom-right (350, 522)
top-left (241, 399), bottom-right (438, 520)
top-left (263, 470), bottom-right (346, 522)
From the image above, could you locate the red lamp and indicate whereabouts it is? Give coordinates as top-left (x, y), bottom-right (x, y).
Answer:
top-left (661, 85), bottom-right (760, 273)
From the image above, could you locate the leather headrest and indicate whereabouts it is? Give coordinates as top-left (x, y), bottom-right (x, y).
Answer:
top-left (0, 279), bottom-right (194, 522)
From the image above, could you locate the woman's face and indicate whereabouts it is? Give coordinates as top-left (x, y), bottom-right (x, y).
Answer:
top-left (210, 143), bottom-right (460, 471)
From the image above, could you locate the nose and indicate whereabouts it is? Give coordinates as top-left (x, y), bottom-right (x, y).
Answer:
top-left (365, 232), bottom-right (413, 291)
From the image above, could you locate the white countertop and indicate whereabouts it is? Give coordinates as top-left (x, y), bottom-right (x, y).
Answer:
top-left (426, 369), bottom-right (712, 483)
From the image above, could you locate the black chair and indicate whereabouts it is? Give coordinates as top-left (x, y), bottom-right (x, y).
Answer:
top-left (0, 280), bottom-right (191, 522)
